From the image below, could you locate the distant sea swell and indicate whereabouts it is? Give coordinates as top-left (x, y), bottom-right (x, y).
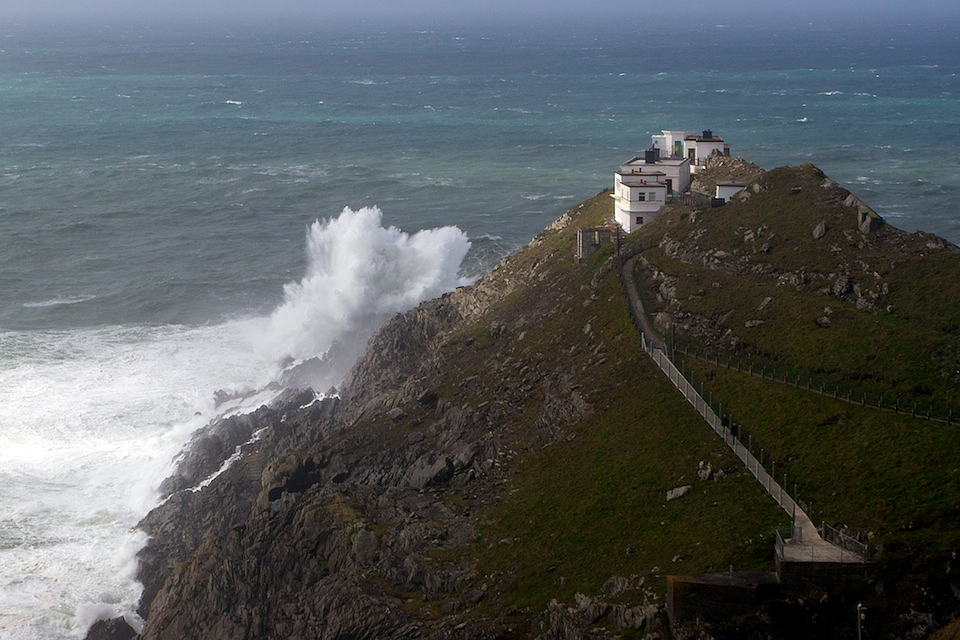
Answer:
top-left (0, 14), bottom-right (958, 638)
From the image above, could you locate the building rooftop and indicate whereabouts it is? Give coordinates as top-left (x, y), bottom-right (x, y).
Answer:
top-left (618, 172), bottom-right (667, 182)
top-left (685, 129), bottom-right (724, 142)
top-left (621, 156), bottom-right (689, 167)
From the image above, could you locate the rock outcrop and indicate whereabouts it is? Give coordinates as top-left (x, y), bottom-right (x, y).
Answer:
top-left (86, 171), bottom-right (960, 640)
top-left (637, 163), bottom-right (959, 351)
top-left (690, 154), bottom-right (766, 196)
top-left (119, 202), bottom-right (630, 640)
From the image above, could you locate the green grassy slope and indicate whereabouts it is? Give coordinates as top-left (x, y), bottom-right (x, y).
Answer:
top-left (634, 164), bottom-right (960, 413)
top-left (628, 164), bottom-right (960, 636)
top-left (420, 191), bottom-right (791, 636)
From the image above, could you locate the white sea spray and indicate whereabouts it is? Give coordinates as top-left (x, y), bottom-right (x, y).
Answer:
top-left (256, 205), bottom-right (470, 390)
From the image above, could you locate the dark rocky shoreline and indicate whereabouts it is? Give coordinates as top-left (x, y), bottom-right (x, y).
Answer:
top-left (86, 227), bottom-right (568, 639)
top-left (85, 172), bottom-right (960, 639)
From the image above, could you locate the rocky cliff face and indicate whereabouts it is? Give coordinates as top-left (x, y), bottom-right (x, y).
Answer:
top-left (117, 202), bottom-right (641, 640)
top-left (91, 172), bottom-right (960, 640)
top-left (641, 163), bottom-right (959, 351)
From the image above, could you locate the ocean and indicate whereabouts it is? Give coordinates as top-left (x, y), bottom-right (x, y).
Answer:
top-left (1, 13), bottom-right (958, 638)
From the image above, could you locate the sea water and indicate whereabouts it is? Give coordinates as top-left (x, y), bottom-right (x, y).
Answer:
top-left (0, 14), bottom-right (958, 638)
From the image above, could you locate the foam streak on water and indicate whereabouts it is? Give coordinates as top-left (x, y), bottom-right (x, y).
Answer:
top-left (0, 208), bottom-right (470, 638)
top-left (0, 14), bottom-right (958, 639)
top-left (0, 323), bottom-right (270, 637)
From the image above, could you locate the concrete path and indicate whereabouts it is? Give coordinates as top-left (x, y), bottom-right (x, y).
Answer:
top-left (620, 255), bottom-right (863, 563)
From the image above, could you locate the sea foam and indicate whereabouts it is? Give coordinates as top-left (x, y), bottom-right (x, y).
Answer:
top-left (0, 206), bottom-right (469, 639)
top-left (257, 205), bottom-right (470, 391)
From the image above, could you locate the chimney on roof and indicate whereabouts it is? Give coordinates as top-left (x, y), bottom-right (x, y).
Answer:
top-left (703, 129), bottom-right (713, 139)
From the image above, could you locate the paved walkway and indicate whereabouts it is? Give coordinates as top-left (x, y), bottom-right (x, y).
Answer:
top-left (621, 255), bottom-right (864, 564)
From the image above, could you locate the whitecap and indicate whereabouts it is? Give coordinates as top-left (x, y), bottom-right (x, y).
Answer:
top-left (0, 321), bottom-right (276, 639)
top-left (471, 233), bottom-right (504, 242)
top-left (22, 295), bottom-right (96, 309)
top-left (223, 100), bottom-right (243, 106)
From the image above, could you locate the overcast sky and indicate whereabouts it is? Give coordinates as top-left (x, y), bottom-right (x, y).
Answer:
top-left (0, 0), bottom-right (956, 25)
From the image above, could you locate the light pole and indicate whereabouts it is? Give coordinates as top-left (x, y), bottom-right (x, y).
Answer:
top-left (857, 603), bottom-right (866, 640)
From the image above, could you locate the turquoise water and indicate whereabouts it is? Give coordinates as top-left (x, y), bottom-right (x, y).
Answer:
top-left (2, 18), bottom-right (958, 329)
top-left (0, 15), bottom-right (958, 638)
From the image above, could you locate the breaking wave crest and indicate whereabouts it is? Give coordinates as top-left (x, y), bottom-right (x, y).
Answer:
top-left (257, 206), bottom-right (470, 390)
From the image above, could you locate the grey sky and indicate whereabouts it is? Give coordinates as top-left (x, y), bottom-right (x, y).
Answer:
top-left (0, 0), bottom-right (956, 25)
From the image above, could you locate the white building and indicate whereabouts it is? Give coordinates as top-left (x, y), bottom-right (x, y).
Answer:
top-left (612, 170), bottom-right (668, 233)
top-left (683, 130), bottom-right (730, 173)
top-left (651, 129), bottom-right (694, 158)
top-left (618, 148), bottom-right (691, 198)
top-left (612, 148), bottom-right (691, 231)
top-left (715, 182), bottom-right (747, 202)
top-left (612, 129), bottom-right (732, 232)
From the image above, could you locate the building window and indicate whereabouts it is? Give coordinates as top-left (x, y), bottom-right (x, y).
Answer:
top-left (635, 216), bottom-right (643, 225)
top-left (637, 192), bottom-right (645, 201)
top-left (648, 192), bottom-right (656, 201)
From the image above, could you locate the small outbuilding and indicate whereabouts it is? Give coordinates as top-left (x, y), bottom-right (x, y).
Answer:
top-left (715, 182), bottom-right (748, 202)
top-left (684, 130), bottom-right (730, 173)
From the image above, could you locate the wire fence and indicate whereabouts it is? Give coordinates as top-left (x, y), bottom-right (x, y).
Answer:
top-left (820, 522), bottom-right (868, 557)
top-left (641, 332), bottom-right (873, 560)
top-left (621, 257), bottom-right (872, 559)
top-left (673, 342), bottom-right (959, 427)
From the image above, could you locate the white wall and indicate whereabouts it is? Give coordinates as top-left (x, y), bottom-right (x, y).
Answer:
top-left (683, 139), bottom-right (726, 166)
top-left (612, 177), bottom-right (666, 232)
top-left (652, 130), bottom-right (693, 158)
top-left (716, 183), bottom-right (746, 201)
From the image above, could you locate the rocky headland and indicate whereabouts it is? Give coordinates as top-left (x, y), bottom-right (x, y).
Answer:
top-left (90, 162), bottom-right (960, 640)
